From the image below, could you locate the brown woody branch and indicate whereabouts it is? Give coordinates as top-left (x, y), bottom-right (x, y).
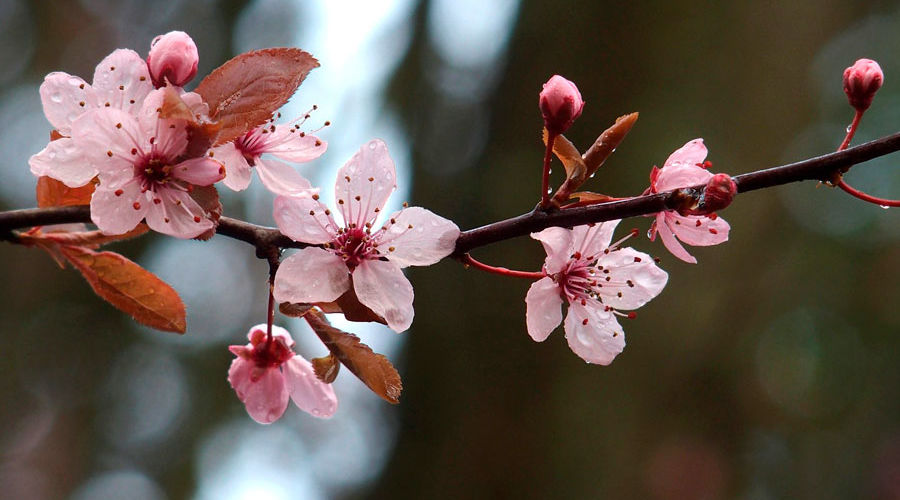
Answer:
top-left (2, 131), bottom-right (900, 257)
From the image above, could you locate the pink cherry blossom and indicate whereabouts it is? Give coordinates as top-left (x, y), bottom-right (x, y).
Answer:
top-left (71, 88), bottom-right (225, 238)
top-left (228, 324), bottom-right (338, 423)
top-left (147, 31), bottom-right (199, 88)
top-left (525, 220), bottom-right (668, 364)
top-left (647, 139), bottom-right (731, 264)
top-left (272, 139), bottom-right (460, 332)
top-left (212, 117), bottom-right (327, 196)
top-left (29, 49), bottom-right (154, 187)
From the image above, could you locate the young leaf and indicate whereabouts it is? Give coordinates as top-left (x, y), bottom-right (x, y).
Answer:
top-left (36, 176), bottom-right (96, 208)
top-left (305, 309), bottom-right (402, 404)
top-left (582, 112), bottom-right (638, 175)
top-left (311, 354), bottom-right (340, 383)
top-left (59, 246), bottom-right (187, 333)
top-left (194, 48), bottom-right (319, 145)
top-left (542, 129), bottom-right (586, 180)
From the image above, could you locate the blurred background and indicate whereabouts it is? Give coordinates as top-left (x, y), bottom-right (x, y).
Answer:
top-left (2, 0), bottom-right (900, 498)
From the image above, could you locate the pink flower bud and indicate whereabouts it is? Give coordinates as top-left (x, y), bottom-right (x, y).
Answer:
top-left (147, 31), bottom-right (199, 88)
top-left (843, 58), bottom-right (883, 112)
top-left (539, 75), bottom-right (584, 135)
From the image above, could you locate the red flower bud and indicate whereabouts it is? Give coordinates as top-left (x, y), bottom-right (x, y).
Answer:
top-left (539, 75), bottom-right (584, 135)
top-left (147, 31), bottom-right (199, 88)
top-left (843, 58), bottom-right (883, 112)
top-left (699, 173), bottom-right (736, 214)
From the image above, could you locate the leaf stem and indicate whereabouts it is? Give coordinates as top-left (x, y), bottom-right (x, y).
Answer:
top-left (460, 253), bottom-right (545, 280)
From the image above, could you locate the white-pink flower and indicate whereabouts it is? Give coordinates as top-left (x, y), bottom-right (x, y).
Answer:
top-left (29, 49), bottom-right (154, 187)
top-left (228, 324), bottom-right (338, 423)
top-left (71, 88), bottom-right (225, 238)
top-left (525, 220), bottom-right (668, 364)
top-left (212, 119), bottom-right (326, 196)
top-left (648, 139), bottom-right (731, 264)
top-left (273, 139), bottom-right (460, 332)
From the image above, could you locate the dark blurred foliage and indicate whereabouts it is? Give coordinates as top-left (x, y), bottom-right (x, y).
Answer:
top-left (3, 1), bottom-right (900, 499)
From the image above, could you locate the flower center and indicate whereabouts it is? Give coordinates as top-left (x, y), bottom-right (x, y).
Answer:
top-left (334, 227), bottom-right (375, 269)
top-left (136, 155), bottom-right (175, 191)
top-left (235, 128), bottom-right (267, 161)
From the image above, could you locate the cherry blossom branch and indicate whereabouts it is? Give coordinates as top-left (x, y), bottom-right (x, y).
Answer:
top-left (3, 130), bottom-right (900, 256)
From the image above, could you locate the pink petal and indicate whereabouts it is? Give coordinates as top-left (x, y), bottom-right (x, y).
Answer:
top-left (143, 188), bottom-right (213, 239)
top-left (266, 128), bottom-right (327, 163)
top-left (170, 158), bottom-right (225, 186)
top-left (215, 143), bottom-right (253, 191)
top-left (563, 302), bottom-right (626, 365)
top-left (654, 162), bottom-right (713, 192)
top-left (378, 207), bottom-right (460, 267)
top-left (39, 72), bottom-right (93, 135)
top-left (228, 359), bottom-right (289, 424)
top-left (273, 248), bottom-right (351, 304)
top-left (29, 137), bottom-right (96, 187)
top-left (595, 248), bottom-right (668, 310)
top-left (273, 195), bottom-right (338, 245)
top-left (569, 220), bottom-right (619, 260)
top-left (353, 259), bottom-right (414, 333)
top-left (334, 139), bottom-right (396, 229)
top-left (179, 91), bottom-right (209, 118)
top-left (656, 213), bottom-right (697, 264)
top-left (667, 213), bottom-right (730, 247)
top-left (89, 181), bottom-right (147, 235)
top-left (524, 277), bottom-right (563, 342)
top-left (531, 226), bottom-right (573, 275)
top-left (284, 357), bottom-right (338, 418)
top-left (255, 158), bottom-right (315, 197)
top-left (136, 90), bottom-right (188, 156)
top-left (91, 49), bottom-right (153, 114)
top-left (663, 138), bottom-right (707, 169)
top-left (71, 108), bottom-right (144, 169)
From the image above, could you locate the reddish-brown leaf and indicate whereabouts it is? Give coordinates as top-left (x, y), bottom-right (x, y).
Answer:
top-left (542, 129), bottom-right (586, 180)
top-left (305, 309), bottom-right (402, 404)
top-left (311, 354), bottom-right (341, 383)
top-left (582, 112), bottom-right (638, 175)
top-left (36, 176), bottom-right (96, 208)
top-left (59, 246), bottom-right (186, 333)
top-left (279, 287), bottom-right (388, 325)
top-left (195, 48), bottom-right (319, 145)
top-left (567, 192), bottom-right (618, 205)
top-left (19, 225), bottom-right (149, 249)
top-left (279, 302), bottom-right (315, 317)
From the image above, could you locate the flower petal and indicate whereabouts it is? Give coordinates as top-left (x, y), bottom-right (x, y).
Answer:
top-left (170, 157), bottom-right (225, 186)
top-left (378, 207), bottom-right (460, 267)
top-left (228, 359), bottom-right (289, 424)
top-left (525, 277), bottom-right (563, 342)
top-left (663, 138), bottom-right (707, 169)
top-left (334, 139), bottom-right (396, 229)
top-left (273, 195), bottom-right (338, 245)
top-left (284, 356), bottom-right (338, 418)
top-left (273, 248), bottom-right (350, 304)
top-left (39, 72), bottom-right (93, 135)
top-left (29, 137), bottom-right (96, 187)
top-left (563, 302), bottom-right (625, 365)
top-left (143, 188), bottom-right (213, 239)
top-left (91, 49), bottom-right (153, 114)
top-left (89, 181), bottom-right (147, 235)
top-left (71, 107), bottom-right (144, 169)
top-left (569, 220), bottom-right (619, 260)
top-left (353, 259), bottom-right (414, 333)
top-left (654, 162), bottom-right (713, 192)
top-left (595, 248), bottom-right (668, 310)
top-left (656, 213), bottom-right (697, 264)
top-left (266, 128), bottom-right (327, 163)
top-left (215, 143), bottom-right (253, 191)
top-left (667, 213), bottom-right (730, 247)
top-left (255, 158), bottom-right (315, 197)
top-left (531, 226), bottom-right (573, 275)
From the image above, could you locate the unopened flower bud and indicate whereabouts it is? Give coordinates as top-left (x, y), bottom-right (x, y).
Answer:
top-left (698, 173), bottom-right (736, 215)
top-left (843, 58), bottom-right (883, 112)
top-left (147, 31), bottom-right (199, 88)
top-left (539, 75), bottom-right (584, 135)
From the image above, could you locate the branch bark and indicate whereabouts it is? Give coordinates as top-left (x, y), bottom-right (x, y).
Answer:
top-left (3, 130), bottom-right (900, 257)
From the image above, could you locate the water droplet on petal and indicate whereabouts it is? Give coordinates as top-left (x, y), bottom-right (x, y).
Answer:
top-left (50, 93), bottom-right (62, 103)
top-left (368, 142), bottom-right (377, 150)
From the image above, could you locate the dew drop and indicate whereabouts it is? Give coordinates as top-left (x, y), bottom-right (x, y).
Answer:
top-left (846, 124), bottom-right (853, 133)
top-left (368, 142), bottom-right (377, 150)
top-left (880, 205), bottom-right (890, 210)
top-left (589, 173), bottom-right (595, 179)
top-left (548, 168), bottom-right (552, 175)
top-left (50, 92), bottom-right (62, 103)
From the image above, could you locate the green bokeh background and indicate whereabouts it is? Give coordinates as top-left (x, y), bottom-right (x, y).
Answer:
top-left (3, 1), bottom-right (900, 498)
